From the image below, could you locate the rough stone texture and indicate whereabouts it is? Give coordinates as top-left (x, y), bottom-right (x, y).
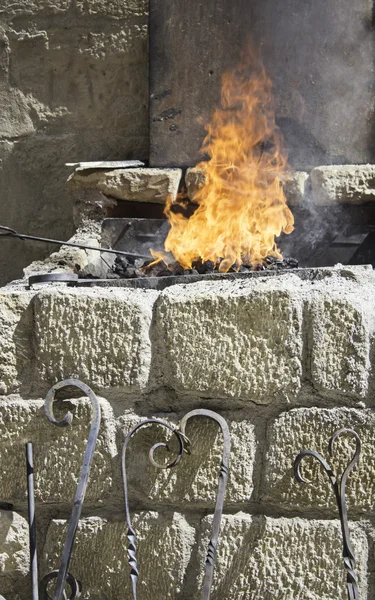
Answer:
top-left (68, 168), bottom-right (183, 208)
top-left (120, 412), bottom-right (256, 506)
top-left (42, 513), bottom-right (195, 600)
top-left (307, 273), bottom-right (375, 398)
top-left (23, 222), bottom-right (110, 279)
top-left (263, 407), bottom-right (375, 512)
top-left (198, 514), bottom-right (368, 600)
top-left (34, 287), bottom-right (158, 392)
top-left (0, 511), bottom-right (29, 598)
top-left (0, 290), bottom-right (35, 395)
top-left (0, 1), bottom-right (149, 286)
top-left (0, 397), bottom-right (116, 505)
top-left (155, 275), bottom-right (304, 403)
top-left (310, 165), bottom-right (375, 205)
top-left (185, 167), bottom-right (207, 200)
top-left (282, 171), bottom-right (309, 207)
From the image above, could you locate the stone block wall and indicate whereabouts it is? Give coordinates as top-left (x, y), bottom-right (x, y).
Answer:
top-left (1, 266), bottom-right (375, 598)
top-left (0, 0), bottom-right (149, 286)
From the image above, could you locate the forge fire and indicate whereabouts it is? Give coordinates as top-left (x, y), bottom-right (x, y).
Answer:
top-left (143, 52), bottom-right (295, 277)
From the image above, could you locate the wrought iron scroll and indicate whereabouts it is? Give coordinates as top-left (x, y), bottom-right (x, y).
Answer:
top-left (40, 379), bottom-right (100, 600)
top-left (179, 410), bottom-right (230, 600)
top-left (122, 419), bottom-right (185, 600)
top-left (121, 409), bottom-right (230, 600)
top-left (294, 428), bottom-right (361, 600)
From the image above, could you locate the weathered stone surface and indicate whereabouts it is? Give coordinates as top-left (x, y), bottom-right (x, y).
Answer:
top-left (0, 510), bottom-right (30, 599)
top-left (0, 511), bottom-right (29, 575)
top-left (0, 3), bottom-right (149, 286)
top-left (198, 514), bottom-right (368, 600)
top-left (263, 407), bottom-right (375, 512)
top-left (23, 223), bottom-right (109, 279)
top-left (185, 167), bottom-right (206, 200)
top-left (0, 290), bottom-right (34, 395)
top-left (155, 276), bottom-right (304, 403)
top-left (76, 0), bottom-right (148, 19)
top-left (308, 274), bottom-right (375, 398)
top-left (42, 513), bottom-right (195, 600)
top-left (282, 170), bottom-right (309, 206)
top-left (310, 165), bottom-right (375, 205)
top-left (68, 168), bottom-right (182, 206)
top-left (34, 287), bottom-right (158, 392)
top-left (120, 411), bottom-right (256, 506)
top-left (0, 397), bottom-right (116, 505)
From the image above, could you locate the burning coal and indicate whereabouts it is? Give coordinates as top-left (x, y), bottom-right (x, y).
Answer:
top-left (151, 51), bottom-right (294, 273)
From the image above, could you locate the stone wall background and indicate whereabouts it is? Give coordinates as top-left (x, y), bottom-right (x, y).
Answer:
top-left (1, 266), bottom-right (375, 598)
top-left (0, 0), bottom-right (149, 286)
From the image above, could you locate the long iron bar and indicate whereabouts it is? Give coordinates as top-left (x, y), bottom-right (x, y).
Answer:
top-left (26, 443), bottom-right (39, 600)
top-left (179, 410), bottom-right (230, 600)
top-left (294, 428), bottom-right (361, 600)
top-left (121, 409), bottom-right (230, 600)
top-left (42, 379), bottom-right (100, 600)
top-left (122, 419), bottom-right (185, 600)
top-left (0, 226), bottom-right (151, 260)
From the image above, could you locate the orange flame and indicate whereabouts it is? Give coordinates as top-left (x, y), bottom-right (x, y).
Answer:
top-left (158, 52), bottom-right (294, 272)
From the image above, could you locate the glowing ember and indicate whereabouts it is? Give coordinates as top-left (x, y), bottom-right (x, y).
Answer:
top-left (151, 50), bottom-right (294, 273)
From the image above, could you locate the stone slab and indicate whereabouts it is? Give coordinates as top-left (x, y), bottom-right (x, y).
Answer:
top-left (119, 411), bottom-right (256, 506)
top-left (0, 397), bottom-right (116, 505)
top-left (42, 513), bottom-right (195, 600)
top-left (34, 287), bottom-right (158, 393)
top-left (154, 276), bottom-right (304, 403)
top-left (68, 168), bottom-right (182, 205)
top-left (198, 514), bottom-right (368, 600)
top-left (310, 165), bottom-right (375, 205)
top-left (263, 407), bottom-right (375, 512)
top-left (0, 290), bottom-right (35, 395)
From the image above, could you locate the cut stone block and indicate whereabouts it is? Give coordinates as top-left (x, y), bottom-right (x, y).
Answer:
top-left (0, 397), bottom-right (116, 505)
top-left (282, 170), bottom-right (309, 206)
top-left (68, 167), bottom-right (182, 205)
top-left (0, 510), bottom-right (30, 598)
top-left (34, 287), bottom-right (158, 392)
top-left (308, 276), bottom-right (375, 398)
top-left (119, 411), bottom-right (256, 506)
top-left (263, 407), bottom-right (375, 512)
top-left (155, 276), bottom-right (304, 403)
top-left (198, 514), bottom-right (368, 600)
top-left (185, 166), bottom-right (206, 200)
top-left (0, 290), bottom-right (35, 395)
top-left (310, 164), bottom-right (375, 205)
top-left (42, 513), bottom-right (195, 600)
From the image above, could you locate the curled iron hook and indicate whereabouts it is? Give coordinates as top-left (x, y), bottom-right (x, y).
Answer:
top-left (178, 409), bottom-right (230, 600)
top-left (122, 419), bottom-right (185, 600)
top-left (294, 428), bottom-right (361, 600)
top-left (121, 409), bottom-right (230, 600)
top-left (43, 379), bottom-right (101, 600)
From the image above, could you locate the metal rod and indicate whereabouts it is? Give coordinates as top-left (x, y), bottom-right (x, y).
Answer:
top-left (122, 419), bottom-right (185, 600)
top-left (178, 410), bottom-right (230, 600)
top-left (121, 409), bottom-right (230, 600)
top-left (42, 379), bottom-right (100, 600)
top-left (26, 442), bottom-right (39, 600)
top-left (294, 428), bottom-right (361, 600)
top-left (0, 226), bottom-right (151, 260)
